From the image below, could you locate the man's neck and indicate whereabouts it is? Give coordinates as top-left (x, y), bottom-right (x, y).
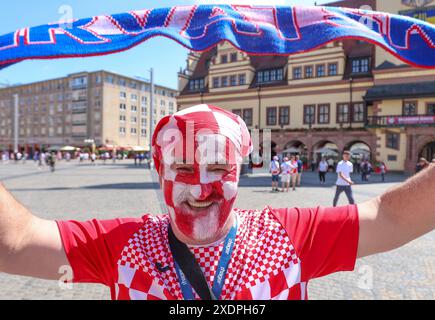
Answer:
top-left (172, 211), bottom-right (236, 246)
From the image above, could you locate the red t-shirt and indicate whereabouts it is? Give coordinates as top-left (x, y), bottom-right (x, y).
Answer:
top-left (56, 205), bottom-right (359, 300)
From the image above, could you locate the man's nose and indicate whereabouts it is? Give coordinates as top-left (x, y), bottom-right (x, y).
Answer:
top-left (197, 184), bottom-right (213, 201)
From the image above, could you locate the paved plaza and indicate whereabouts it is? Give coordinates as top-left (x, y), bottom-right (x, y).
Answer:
top-left (0, 160), bottom-right (434, 300)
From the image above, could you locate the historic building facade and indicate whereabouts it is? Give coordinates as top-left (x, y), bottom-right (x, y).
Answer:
top-left (176, 0), bottom-right (435, 173)
top-left (0, 71), bottom-right (178, 153)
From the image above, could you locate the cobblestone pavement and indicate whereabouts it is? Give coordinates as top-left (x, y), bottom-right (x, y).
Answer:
top-left (0, 160), bottom-right (433, 300)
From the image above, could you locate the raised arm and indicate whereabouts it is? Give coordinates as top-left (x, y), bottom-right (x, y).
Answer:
top-left (357, 164), bottom-right (435, 258)
top-left (0, 183), bottom-right (68, 280)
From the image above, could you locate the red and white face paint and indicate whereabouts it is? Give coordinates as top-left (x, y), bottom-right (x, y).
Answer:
top-left (152, 105), bottom-right (252, 243)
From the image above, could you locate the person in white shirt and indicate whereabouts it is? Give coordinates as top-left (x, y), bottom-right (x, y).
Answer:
top-left (318, 157), bottom-right (328, 184)
top-left (333, 151), bottom-right (355, 207)
top-left (270, 156), bottom-right (281, 192)
top-left (280, 157), bottom-right (291, 192)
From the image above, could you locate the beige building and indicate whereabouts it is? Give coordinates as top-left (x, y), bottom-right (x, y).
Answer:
top-left (0, 71), bottom-right (178, 153)
top-left (177, 0), bottom-right (435, 173)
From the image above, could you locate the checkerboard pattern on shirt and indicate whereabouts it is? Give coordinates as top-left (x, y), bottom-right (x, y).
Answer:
top-left (115, 207), bottom-right (303, 300)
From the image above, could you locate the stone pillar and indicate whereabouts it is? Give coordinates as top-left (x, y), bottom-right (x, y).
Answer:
top-left (405, 133), bottom-right (416, 174)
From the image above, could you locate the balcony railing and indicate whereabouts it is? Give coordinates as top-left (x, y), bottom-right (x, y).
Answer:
top-left (366, 115), bottom-right (435, 127)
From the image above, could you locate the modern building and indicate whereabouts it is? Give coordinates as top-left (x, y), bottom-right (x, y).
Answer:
top-left (0, 71), bottom-right (178, 153)
top-left (176, 0), bottom-right (435, 173)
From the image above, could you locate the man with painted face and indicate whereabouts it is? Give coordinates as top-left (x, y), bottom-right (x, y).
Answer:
top-left (0, 104), bottom-right (434, 300)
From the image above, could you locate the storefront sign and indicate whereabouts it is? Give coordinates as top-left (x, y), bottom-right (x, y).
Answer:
top-left (387, 115), bottom-right (435, 125)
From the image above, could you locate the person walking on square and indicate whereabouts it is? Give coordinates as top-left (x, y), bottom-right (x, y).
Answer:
top-left (289, 155), bottom-right (298, 191)
top-left (280, 157), bottom-right (291, 193)
top-left (380, 162), bottom-right (387, 182)
top-left (47, 152), bottom-right (56, 173)
top-left (270, 156), bottom-right (281, 192)
top-left (361, 160), bottom-right (368, 182)
top-left (366, 162), bottom-right (373, 182)
top-left (295, 155), bottom-right (303, 187)
top-left (311, 158), bottom-right (316, 172)
top-left (333, 151), bottom-right (355, 207)
top-left (318, 157), bottom-right (328, 185)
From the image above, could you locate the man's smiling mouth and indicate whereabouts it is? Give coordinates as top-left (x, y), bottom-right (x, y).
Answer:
top-left (187, 199), bottom-right (214, 209)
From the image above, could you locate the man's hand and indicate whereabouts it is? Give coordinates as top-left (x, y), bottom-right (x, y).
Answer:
top-left (357, 164), bottom-right (435, 258)
top-left (0, 183), bottom-right (69, 280)
top-left (339, 172), bottom-right (354, 185)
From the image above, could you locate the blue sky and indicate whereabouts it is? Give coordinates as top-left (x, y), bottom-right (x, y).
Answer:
top-left (0, 0), bottom-right (332, 89)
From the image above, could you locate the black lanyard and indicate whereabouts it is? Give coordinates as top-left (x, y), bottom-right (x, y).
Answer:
top-left (168, 219), bottom-right (238, 300)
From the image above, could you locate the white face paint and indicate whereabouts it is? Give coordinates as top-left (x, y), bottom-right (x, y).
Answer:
top-left (222, 181), bottom-right (238, 200)
top-left (161, 133), bottom-right (242, 243)
top-left (170, 181), bottom-right (226, 242)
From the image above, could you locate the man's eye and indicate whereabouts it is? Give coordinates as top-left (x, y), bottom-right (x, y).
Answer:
top-left (176, 167), bottom-right (194, 173)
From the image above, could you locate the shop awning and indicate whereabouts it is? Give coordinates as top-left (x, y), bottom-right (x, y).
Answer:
top-left (132, 146), bottom-right (149, 152)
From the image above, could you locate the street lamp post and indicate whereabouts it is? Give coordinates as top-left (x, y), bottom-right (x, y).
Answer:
top-left (13, 94), bottom-right (19, 153)
top-left (349, 76), bottom-right (353, 129)
top-left (257, 85), bottom-right (262, 130)
top-left (149, 68), bottom-right (155, 165)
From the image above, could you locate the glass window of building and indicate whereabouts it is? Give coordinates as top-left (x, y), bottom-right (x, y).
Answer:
top-left (352, 103), bottom-right (365, 122)
top-left (351, 57), bottom-right (370, 74)
top-left (279, 106), bottom-right (290, 125)
top-left (232, 109), bottom-right (242, 117)
top-left (267, 107), bottom-right (277, 126)
top-left (386, 132), bottom-right (400, 150)
top-left (304, 66), bottom-right (313, 78)
top-left (337, 103), bottom-right (350, 123)
top-left (293, 67), bottom-right (302, 80)
top-left (221, 76), bottom-right (228, 87)
top-left (213, 77), bottom-right (220, 88)
top-left (328, 63), bottom-right (338, 76)
top-left (303, 105), bottom-right (316, 124)
top-left (318, 104), bottom-right (330, 124)
top-left (239, 74), bottom-right (246, 85)
top-left (230, 75), bottom-right (237, 86)
top-left (257, 68), bottom-right (284, 84)
top-left (316, 65), bottom-right (326, 77)
top-left (243, 109), bottom-right (253, 127)
top-left (188, 78), bottom-right (205, 91)
top-left (403, 101), bottom-right (417, 116)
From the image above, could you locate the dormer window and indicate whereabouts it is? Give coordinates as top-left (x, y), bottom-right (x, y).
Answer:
top-left (351, 57), bottom-right (370, 74)
top-left (188, 78), bottom-right (205, 91)
top-left (230, 52), bottom-right (238, 62)
top-left (257, 68), bottom-right (284, 84)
